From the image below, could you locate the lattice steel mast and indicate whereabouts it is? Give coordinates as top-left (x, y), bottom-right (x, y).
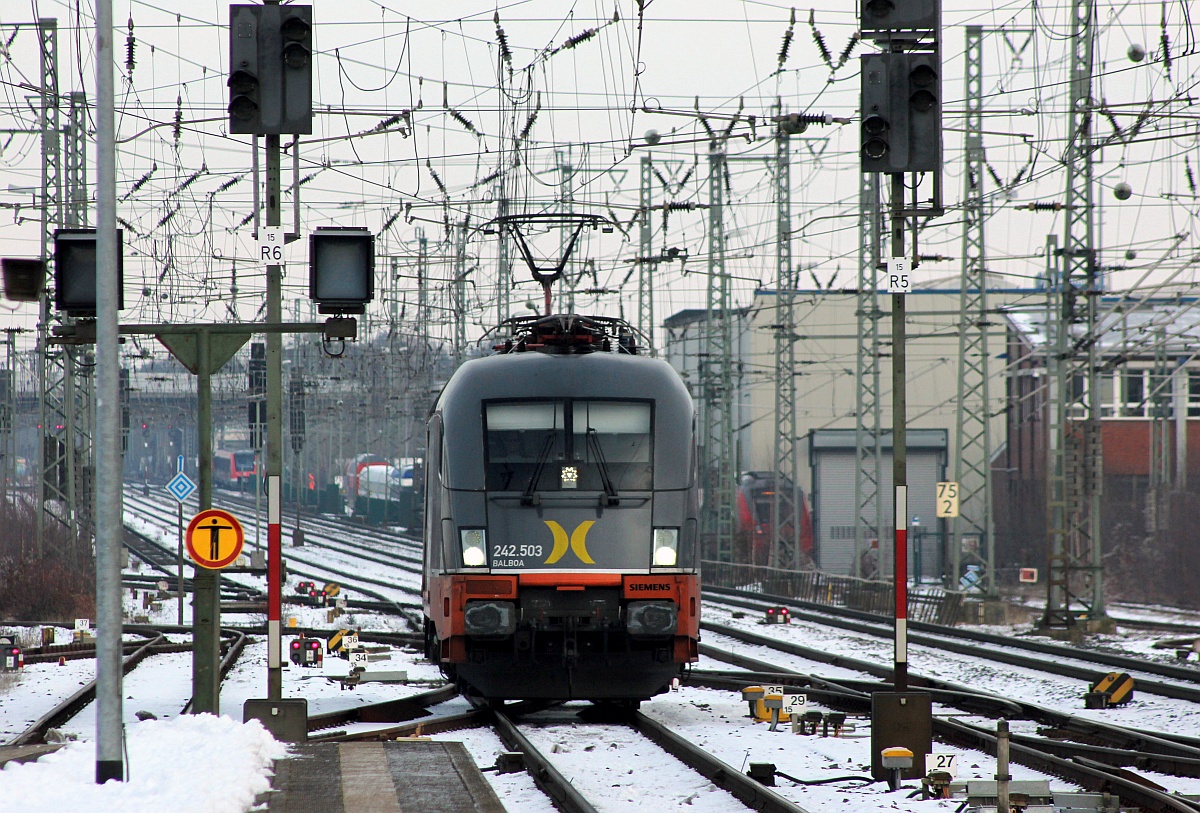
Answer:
top-left (854, 173), bottom-right (885, 576)
top-left (638, 155), bottom-right (656, 353)
top-left (701, 145), bottom-right (737, 562)
top-left (36, 17), bottom-right (71, 552)
top-left (771, 116), bottom-right (800, 570)
top-left (1043, 0), bottom-right (1107, 628)
top-left (952, 25), bottom-right (996, 595)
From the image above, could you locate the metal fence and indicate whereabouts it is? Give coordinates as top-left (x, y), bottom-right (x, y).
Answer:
top-left (699, 560), bottom-right (965, 626)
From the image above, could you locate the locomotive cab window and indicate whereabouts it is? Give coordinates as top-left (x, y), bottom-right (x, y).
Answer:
top-left (484, 400), bottom-right (651, 493)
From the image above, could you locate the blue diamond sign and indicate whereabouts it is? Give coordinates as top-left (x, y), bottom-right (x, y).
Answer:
top-left (166, 471), bottom-right (197, 504)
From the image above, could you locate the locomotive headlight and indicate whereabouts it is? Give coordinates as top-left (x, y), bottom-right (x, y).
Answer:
top-left (460, 528), bottom-right (488, 567)
top-left (653, 528), bottom-right (679, 567)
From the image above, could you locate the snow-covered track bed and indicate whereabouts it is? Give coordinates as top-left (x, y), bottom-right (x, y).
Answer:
top-left (493, 705), bottom-right (815, 813)
top-left (122, 489), bottom-right (423, 619)
top-left (705, 587), bottom-right (1200, 701)
top-left (2, 629), bottom-right (245, 747)
top-left (215, 488), bottom-right (423, 561)
top-left (701, 615), bottom-right (1200, 746)
top-left (694, 636), bottom-right (1200, 813)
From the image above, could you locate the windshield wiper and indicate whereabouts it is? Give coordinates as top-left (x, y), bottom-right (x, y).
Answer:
top-left (587, 428), bottom-right (620, 506)
top-left (522, 434), bottom-right (556, 506)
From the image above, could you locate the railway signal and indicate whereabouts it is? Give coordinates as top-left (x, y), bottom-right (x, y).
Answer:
top-left (53, 229), bottom-right (125, 317)
top-left (860, 52), bottom-right (941, 175)
top-left (227, 5), bottom-right (312, 135)
top-left (0, 257), bottom-right (45, 302)
top-left (309, 227), bottom-right (375, 315)
top-left (860, 0), bottom-right (938, 41)
top-left (289, 377), bottom-right (305, 454)
top-left (248, 342), bottom-right (266, 451)
top-left (289, 634), bottom-right (323, 667)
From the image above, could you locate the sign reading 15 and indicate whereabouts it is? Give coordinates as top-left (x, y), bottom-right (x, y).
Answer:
top-left (935, 481), bottom-right (959, 518)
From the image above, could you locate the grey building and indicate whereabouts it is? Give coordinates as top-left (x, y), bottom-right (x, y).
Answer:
top-left (808, 428), bottom-right (948, 579)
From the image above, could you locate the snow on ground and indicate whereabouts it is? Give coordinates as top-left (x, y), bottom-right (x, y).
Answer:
top-left (0, 714), bottom-right (287, 813)
top-left (641, 686), bottom-right (1063, 812)
top-left (0, 656), bottom-right (96, 741)
top-left (703, 602), bottom-right (1200, 739)
top-left (512, 707), bottom-right (749, 811)
top-left (424, 688), bottom-right (1067, 813)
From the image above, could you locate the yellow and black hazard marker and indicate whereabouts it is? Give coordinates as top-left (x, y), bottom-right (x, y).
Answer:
top-left (327, 629), bottom-right (348, 654)
top-left (1088, 671), bottom-right (1134, 707)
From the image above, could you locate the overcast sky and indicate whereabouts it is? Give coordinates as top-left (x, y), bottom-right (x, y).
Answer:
top-left (0, 1), bottom-right (1196, 356)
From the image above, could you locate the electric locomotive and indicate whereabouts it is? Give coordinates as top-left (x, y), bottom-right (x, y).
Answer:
top-left (421, 314), bottom-right (700, 703)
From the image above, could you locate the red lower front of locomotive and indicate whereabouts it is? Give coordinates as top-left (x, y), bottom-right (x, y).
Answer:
top-left (424, 572), bottom-right (700, 701)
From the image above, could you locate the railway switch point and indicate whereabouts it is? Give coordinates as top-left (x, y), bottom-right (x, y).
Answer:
top-left (822, 711), bottom-right (847, 737)
top-left (747, 762), bottom-right (777, 786)
top-left (490, 752), bottom-right (524, 774)
top-left (794, 710), bottom-right (823, 735)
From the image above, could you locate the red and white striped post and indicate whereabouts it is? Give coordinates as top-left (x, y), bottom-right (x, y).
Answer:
top-left (893, 484), bottom-right (908, 691)
top-left (268, 475), bottom-right (282, 697)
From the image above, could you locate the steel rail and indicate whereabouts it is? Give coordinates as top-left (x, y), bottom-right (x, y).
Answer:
top-left (630, 710), bottom-right (817, 813)
top-left (308, 709), bottom-right (490, 742)
top-left (694, 650), bottom-right (1200, 812)
top-left (705, 623), bottom-right (1200, 762)
top-left (705, 585), bottom-right (1200, 687)
top-left (702, 621), bottom-right (1200, 761)
top-left (306, 683), bottom-right (458, 732)
top-left (22, 638), bottom-right (191, 665)
top-left (6, 631), bottom-right (166, 747)
top-left (687, 665), bottom-right (1200, 780)
top-left (122, 493), bottom-right (423, 624)
top-left (203, 489), bottom-right (424, 552)
top-left (491, 708), bottom-right (600, 813)
top-left (180, 628), bottom-right (248, 715)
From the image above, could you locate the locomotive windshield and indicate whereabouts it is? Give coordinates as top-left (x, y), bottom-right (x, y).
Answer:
top-left (233, 451), bottom-right (256, 471)
top-left (484, 400), bottom-right (652, 492)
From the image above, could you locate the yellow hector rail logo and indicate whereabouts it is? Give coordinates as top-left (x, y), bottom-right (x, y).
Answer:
top-left (543, 520), bottom-right (596, 565)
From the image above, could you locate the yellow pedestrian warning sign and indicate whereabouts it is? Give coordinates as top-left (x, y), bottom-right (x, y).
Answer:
top-left (186, 509), bottom-right (245, 569)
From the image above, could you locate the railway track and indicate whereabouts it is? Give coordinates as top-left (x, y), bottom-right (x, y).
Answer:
top-left (308, 690), bottom-right (816, 813)
top-left (122, 490), bottom-right (423, 625)
top-left (697, 624), bottom-right (1200, 812)
top-left (705, 587), bottom-right (1200, 704)
top-left (4, 628), bottom-right (246, 747)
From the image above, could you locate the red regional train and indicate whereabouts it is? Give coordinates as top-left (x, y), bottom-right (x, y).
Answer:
top-left (212, 449), bottom-right (257, 491)
top-left (737, 471), bottom-right (813, 567)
